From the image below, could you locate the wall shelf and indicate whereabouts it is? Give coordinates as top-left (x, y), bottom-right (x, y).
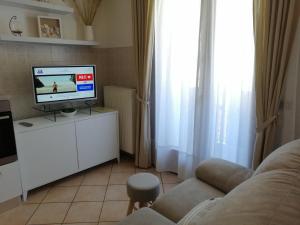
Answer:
top-left (0, 35), bottom-right (98, 46)
top-left (0, 0), bottom-right (74, 15)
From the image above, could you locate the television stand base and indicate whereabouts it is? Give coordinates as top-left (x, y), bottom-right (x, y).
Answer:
top-left (32, 102), bottom-right (96, 122)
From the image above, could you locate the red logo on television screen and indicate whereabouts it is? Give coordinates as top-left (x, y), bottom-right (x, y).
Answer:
top-left (76, 74), bottom-right (93, 81)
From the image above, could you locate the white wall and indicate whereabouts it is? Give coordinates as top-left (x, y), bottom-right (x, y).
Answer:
top-left (0, 0), bottom-right (84, 40)
top-left (93, 0), bottom-right (137, 89)
top-left (93, 0), bottom-right (133, 48)
top-left (0, 0), bottom-right (133, 45)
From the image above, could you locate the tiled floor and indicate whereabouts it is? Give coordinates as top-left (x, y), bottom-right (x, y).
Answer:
top-left (0, 157), bottom-right (181, 225)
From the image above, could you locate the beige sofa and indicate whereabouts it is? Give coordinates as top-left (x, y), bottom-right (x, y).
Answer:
top-left (118, 139), bottom-right (300, 225)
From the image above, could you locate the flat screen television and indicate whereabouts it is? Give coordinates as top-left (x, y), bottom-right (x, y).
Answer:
top-left (32, 65), bottom-right (97, 104)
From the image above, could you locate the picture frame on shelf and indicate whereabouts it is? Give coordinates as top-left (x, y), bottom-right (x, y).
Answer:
top-left (37, 16), bottom-right (62, 39)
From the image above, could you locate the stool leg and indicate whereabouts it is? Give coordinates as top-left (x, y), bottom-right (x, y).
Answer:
top-left (139, 202), bottom-right (147, 208)
top-left (127, 200), bottom-right (135, 215)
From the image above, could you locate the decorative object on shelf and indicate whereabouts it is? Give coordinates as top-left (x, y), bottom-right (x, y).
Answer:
top-left (73, 0), bottom-right (102, 41)
top-left (84, 25), bottom-right (94, 41)
top-left (9, 16), bottom-right (23, 36)
top-left (38, 16), bottom-right (62, 39)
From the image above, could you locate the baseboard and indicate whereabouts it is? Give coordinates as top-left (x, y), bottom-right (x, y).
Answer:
top-left (0, 197), bottom-right (21, 214)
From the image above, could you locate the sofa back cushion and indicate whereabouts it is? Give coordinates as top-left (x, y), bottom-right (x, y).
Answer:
top-left (195, 158), bottom-right (253, 193)
top-left (176, 169), bottom-right (300, 225)
top-left (254, 139), bottom-right (300, 175)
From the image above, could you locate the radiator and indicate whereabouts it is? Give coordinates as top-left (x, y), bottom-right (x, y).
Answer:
top-left (104, 86), bottom-right (136, 155)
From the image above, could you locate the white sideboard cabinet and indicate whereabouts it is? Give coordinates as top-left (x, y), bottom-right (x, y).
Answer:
top-left (0, 161), bottom-right (22, 203)
top-left (76, 113), bottom-right (119, 170)
top-left (14, 109), bottom-right (119, 200)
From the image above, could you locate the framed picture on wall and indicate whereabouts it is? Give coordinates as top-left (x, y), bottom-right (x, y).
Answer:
top-left (37, 16), bottom-right (62, 39)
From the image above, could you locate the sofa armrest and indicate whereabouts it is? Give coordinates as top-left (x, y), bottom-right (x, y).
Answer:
top-left (118, 208), bottom-right (176, 225)
top-left (195, 158), bottom-right (253, 193)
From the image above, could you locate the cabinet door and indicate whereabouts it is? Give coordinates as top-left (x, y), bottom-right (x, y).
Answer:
top-left (16, 123), bottom-right (78, 191)
top-left (0, 162), bottom-right (22, 202)
top-left (76, 114), bottom-right (119, 171)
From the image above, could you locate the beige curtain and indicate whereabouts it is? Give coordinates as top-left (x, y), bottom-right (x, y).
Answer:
top-left (132, 0), bottom-right (155, 168)
top-left (252, 0), bottom-right (297, 168)
top-left (73, 0), bottom-right (102, 25)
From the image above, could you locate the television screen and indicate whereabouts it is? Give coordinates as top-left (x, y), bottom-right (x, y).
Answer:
top-left (32, 65), bottom-right (96, 104)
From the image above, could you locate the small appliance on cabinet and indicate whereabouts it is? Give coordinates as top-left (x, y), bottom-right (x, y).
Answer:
top-left (0, 100), bottom-right (17, 166)
top-left (0, 100), bottom-right (22, 209)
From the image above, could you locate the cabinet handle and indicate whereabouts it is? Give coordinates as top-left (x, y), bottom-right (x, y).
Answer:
top-left (0, 115), bottom-right (9, 120)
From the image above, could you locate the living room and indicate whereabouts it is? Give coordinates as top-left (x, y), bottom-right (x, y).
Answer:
top-left (0, 0), bottom-right (299, 225)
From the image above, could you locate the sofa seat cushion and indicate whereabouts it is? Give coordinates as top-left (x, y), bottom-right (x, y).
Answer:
top-left (181, 169), bottom-right (300, 225)
top-left (151, 178), bottom-right (225, 222)
top-left (177, 198), bottom-right (222, 225)
top-left (254, 139), bottom-right (300, 175)
top-left (117, 207), bottom-right (175, 225)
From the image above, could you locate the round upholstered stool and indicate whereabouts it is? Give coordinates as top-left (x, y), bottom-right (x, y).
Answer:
top-left (126, 172), bottom-right (160, 215)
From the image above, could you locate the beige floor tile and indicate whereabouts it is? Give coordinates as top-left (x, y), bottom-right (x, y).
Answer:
top-left (26, 187), bottom-right (50, 204)
top-left (43, 187), bottom-right (78, 203)
top-left (64, 223), bottom-right (97, 225)
top-left (118, 156), bottom-right (134, 162)
top-left (161, 172), bottom-right (180, 184)
top-left (159, 184), bottom-right (164, 195)
top-left (135, 167), bottom-right (159, 174)
top-left (112, 161), bottom-right (135, 173)
top-left (105, 185), bottom-right (129, 201)
top-left (55, 173), bottom-right (84, 187)
top-left (0, 204), bottom-right (38, 225)
top-left (74, 186), bottom-right (106, 202)
top-left (100, 201), bottom-right (129, 222)
top-left (99, 222), bottom-right (118, 225)
top-left (28, 203), bottom-right (70, 225)
top-left (82, 173), bottom-right (110, 186)
top-left (150, 184), bottom-right (164, 200)
top-left (109, 172), bottom-right (134, 185)
top-left (64, 202), bottom-right (102, 223)
top-left (87, 164), bottom-right (112, 175)
top-left (163, 183), bottom-right (179, 193)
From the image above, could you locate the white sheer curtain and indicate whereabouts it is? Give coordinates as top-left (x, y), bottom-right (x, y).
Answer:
top-left (210, 0), bottom-right (255, 167)
top-left (155, 0), bottom-right (201, 174)
top-left (155, 0), bottom-right (255, 178)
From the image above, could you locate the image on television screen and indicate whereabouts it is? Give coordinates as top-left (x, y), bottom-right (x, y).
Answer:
top-left (32, 65), bottom-right (96, 104)
top-left (35, 75), bottom-right (76, 94)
